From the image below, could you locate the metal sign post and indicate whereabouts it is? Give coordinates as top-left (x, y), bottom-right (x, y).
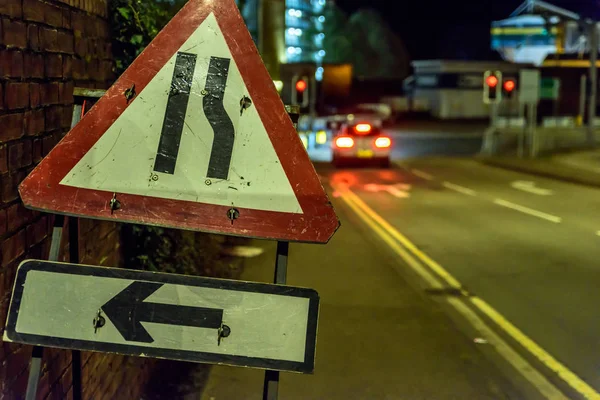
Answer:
top-left (519, 69), bottom-right (541, 157)
top-left (263, 106), bottom-right (300, 400)
top-left (23, 87), bottom-right (104, 400)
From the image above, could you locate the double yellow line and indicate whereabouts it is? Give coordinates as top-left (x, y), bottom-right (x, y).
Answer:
top-left (334, 183), bottom-right (600, 400)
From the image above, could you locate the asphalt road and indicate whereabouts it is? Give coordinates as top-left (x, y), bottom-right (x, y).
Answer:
top-left (390, 158), bottom-right (600, 394)
top-left (201, 124), bottom-right (600, 399)
top-left (200, 162), bottom-right (526, 400)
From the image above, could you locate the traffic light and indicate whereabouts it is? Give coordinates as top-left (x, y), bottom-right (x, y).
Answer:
top-left (483, 70), bottom-right (502, 104)
top-left (292, 76), bottom-right (309, 107)
top-left (503, 79), bottom-right (517, 98)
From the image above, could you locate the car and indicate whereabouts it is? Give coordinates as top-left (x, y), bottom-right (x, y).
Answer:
top-left (331, 122), bottom-right (392, 168)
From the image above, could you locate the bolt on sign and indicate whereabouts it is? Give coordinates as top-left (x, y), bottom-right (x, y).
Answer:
top-left (18, 0), bottom-right (339, 244)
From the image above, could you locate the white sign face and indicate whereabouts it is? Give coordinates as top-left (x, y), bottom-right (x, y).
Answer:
top-left (519, 69), bottom-right (541, 104)
top-left (60, 13), bottom-right (302, 215)
top-left (4, 261), bottom-right (319, 373)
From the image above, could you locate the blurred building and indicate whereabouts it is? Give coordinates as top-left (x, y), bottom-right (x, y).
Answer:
top-left (491, 1), bottom-right (600, 66)
top-left (236, 0), bottom-right (329, 78)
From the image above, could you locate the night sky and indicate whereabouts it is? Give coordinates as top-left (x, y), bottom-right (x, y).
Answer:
top-left (335, 0), bottom-right (600, 60)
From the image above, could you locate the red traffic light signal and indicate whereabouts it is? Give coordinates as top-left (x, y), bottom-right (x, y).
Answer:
top-left (295, 80), bottom-right (307, 93)
top-left (483, 71), bottom-right (502, 104)
top-left (503, 79), bottom-right (516, 92)
top-left (486, 75), bottom-right (499, 88)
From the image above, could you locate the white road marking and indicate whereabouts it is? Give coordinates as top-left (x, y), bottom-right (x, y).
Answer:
top-left (364, 183), bottom-right (411, 198)
top-left (511, 181), bottom-right (554, 196)
top-left (493, 199), bottom-right (562, 223)
top-left (411, 169), bottom-right (434, 181)
top-left (442, 182), bottom-right (477, 196)
top-left (386, 186), bottom-right (410, 198)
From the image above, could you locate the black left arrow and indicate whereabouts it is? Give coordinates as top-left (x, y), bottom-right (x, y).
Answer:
top-left (102, 281), bottom-right (223, 343)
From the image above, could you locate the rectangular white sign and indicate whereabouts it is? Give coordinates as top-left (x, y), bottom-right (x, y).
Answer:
top-left (4, 260), bottom-right (319, 373)
top-left (519, 69), bottom-right (541, 104)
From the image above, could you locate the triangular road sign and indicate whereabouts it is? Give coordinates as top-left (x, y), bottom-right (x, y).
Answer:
top-left (19, 0), bottom-right (339, 243)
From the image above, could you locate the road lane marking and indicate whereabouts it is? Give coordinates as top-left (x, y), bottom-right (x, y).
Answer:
top-left (411, 169), bottom-right (434, 181)
top-left (493, 199), bottom-right (562, 223)
top-left (364, 183), bottom-right (411, 199)
top-left (511, 181), bottom-right (554, 196)
top-left (334, 184), bottom-right (598, 400)
top-left (442, 182), bottom-right (477, 196)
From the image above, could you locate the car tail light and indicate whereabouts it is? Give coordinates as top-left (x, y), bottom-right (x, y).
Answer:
top-left (374, 137), bottom-right (391, 148)
top-left (335, 136), bottom-right (354, 148)
top-left (355, 123), bottom-right (372, 134)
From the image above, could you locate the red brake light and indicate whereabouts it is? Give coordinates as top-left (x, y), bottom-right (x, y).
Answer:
top-left (335, 136), bottom-right (354, 148)
top-left (486, 75), bottom-right (499, 88)
top-left (355, 123), bottom-right (372, 134)
top-left (375, 137), bottom-right (391, 148)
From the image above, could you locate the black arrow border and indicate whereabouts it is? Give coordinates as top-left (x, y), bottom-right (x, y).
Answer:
top-left (5, 260), bottom-right (319, 374)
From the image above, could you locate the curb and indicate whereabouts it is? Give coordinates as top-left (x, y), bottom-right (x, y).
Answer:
top-left (479, 157), bottom-right (600, 189)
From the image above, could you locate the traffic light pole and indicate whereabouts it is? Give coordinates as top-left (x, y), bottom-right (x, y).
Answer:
top-left (587, 21), bottom-right (598, 145)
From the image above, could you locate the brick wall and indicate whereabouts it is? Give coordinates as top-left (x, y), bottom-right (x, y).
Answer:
top-left (0, 1), bottom-right (155, 399)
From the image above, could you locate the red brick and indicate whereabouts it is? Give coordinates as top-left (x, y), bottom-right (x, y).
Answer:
top-left (0, 209), bottom-right (6, 236)
top-left (62, 55), bottom-right (73, 78)
top-left (6, 202), bottom-right (33, 232)
top-left (4, 82), bottom-right (29, 110)
top-left (1, 19), bottom-right (27, 49)
top-left (24, 109), bottom-right (44, 136)
top-left (27, 24), bottom-right (40, 51)
top-left (23, 0), bottom-right (44, 23)
top-left (61, 105), bottom-right (73, 128)
top-left (0, 0), bottom-right (22, 19)
top-left (1, 229), bottom-right (26, 265)
top-left (71, 10), bottom-right (85, 33)
top-left (32, 138), bottom-right (42, 163)
top-left (40, 27), bottom-right (59, 52)
top-left (72, 58), bottom-right (87, 80)
top-left (0, 113), bottom-right (23, 142)
top-left (28, 236), bottom-right (49, 260)
top-left (74, 36), bottom-right (87, 57)
top-left (45, 3), bottom-right (63, 27)
top-left (8, 140), bottom-right (32, 171)
top-left (0, 145), bottom-right (7, 174)
top-left (29, 83), bottom-right (40, 108)
top-left (62, 9), bottom-right (71, 29)
top-left (45, 54), bottom-right (63, 78)
top-left (59, 81), bottom-right (74, 105)
top-left (42, 134), bottom-right (58, 156)
top-left (40, 83), bottom-right (60, 105)
top-left (0, 170), bottom-right (26, 203)
top-left (45, 106), bottom-right (62, 131)
top-left (26, 216), bottom-right (47, 248)
top-left (24, 53), bottom-right (43, 78)
top-left (100, 60), bottom-right (113, 80)
top-left (57, 30), bottom-right (74, 54)
top-left (0, 50), bottom-right (23, 78)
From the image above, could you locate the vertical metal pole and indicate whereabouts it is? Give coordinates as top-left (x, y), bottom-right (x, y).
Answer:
top-left (580, 74), bottom-right (588, 127)
top-left (262, 242), bottom-right (288, 400)
top-left (588, 21), bottom-right (597, 145)
top-left (263, 105), bottom-right (298, 400)
top-left (25, 215), bottom-right (65, 400)
top-left (518, 103), bottom-right (525, 158)
top-left (69, 217), bottom-right (82, 400)
top-left (490, 102), bottom-right (499, 155)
